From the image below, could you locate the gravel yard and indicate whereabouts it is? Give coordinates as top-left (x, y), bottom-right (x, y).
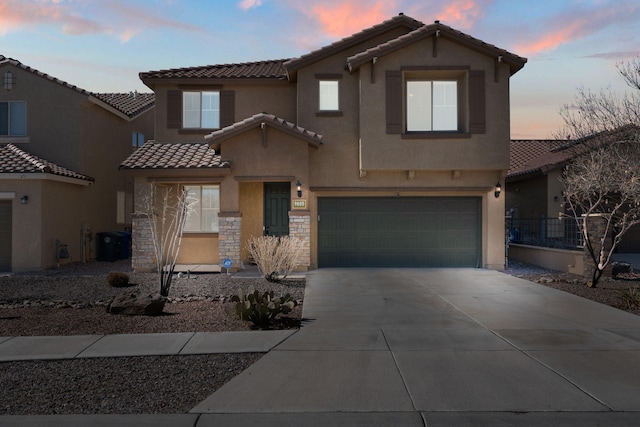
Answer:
top-left (0, 260), bottom-right (304, 415)
top-left (1, 259), bottom-right (640, 415)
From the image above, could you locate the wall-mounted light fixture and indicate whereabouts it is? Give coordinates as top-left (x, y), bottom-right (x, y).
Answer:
top-left (494, 182), bottom-right (502, 199)
top-left (3, 71), bottom-right (13, 91)
top-left (296, 180), bottom-right (302, 198)
top-left (20, 195), bottom-right (28, 204)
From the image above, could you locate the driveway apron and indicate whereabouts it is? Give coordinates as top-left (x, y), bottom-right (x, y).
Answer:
top-left (192, 268), bottom-right (640, 423)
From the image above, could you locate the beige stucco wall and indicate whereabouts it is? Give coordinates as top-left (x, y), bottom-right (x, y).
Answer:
top-left (0, 178), bottom-right (93, 271)
top-left (508, 243), bottom-right (583, 275)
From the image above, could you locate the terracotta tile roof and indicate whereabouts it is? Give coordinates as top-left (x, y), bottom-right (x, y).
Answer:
top-left (139, 59), bottom-right (289, 81)
top-left (347, 21), bottom-right (527, 75)
top-left (508, 140), bottom-right (568, 178)
top-left (119, 142), bottom-right (230, 170)
top-left (91, 92), bottom-right (155, 119)
top-left (0, 55), bottom-right (154, 120)
top-left (284, 13), bottom-right (423, 79)
top-left (205, 112), bottom-right (323, 148)
top-left (0, 144), bottom-right (94, 182)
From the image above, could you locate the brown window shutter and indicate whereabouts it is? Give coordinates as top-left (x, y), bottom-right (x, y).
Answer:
top-left (220, 90), bottom-right (235, 128)
top-left (469, 70), bottom-right (486, 134)
top-left (167, 90), bottom-right (182, 129)
top-left (385, 70), bottom-right (402, 134)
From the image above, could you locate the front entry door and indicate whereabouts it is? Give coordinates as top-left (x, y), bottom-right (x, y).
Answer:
top-left (264, 182), bottom-right (290, 236)
top-left (0, 201), bottom-right (11, 271)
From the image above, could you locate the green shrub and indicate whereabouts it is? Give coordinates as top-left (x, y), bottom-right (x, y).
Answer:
top-left (107, 272), bottom-right (130, 288)
top-left (230, 285), bottom-right (296, 328)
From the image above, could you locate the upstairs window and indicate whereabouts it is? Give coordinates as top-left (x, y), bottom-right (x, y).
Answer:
top-left (319, 80), bottom-right (339, 111)
top-left (132, 131), bottom-right (145, 148)
top-left (406, 81), bottom-right (457, 131)
top-left (183, 91), bottom-right (220, 129)
top-left (0, 101), bottom-right (26, 136)
top-left (184, 185), bottom-right (220, 233)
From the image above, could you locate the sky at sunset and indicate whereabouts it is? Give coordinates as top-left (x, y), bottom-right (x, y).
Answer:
top-left (1, 0), bottom-right (639, 139)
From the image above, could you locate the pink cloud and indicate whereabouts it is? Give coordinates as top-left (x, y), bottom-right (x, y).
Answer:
top-left (310, 1), bottom-right (397, 38)
top-left (514, 2), bottom-right (639, 57)
top-left (238, 0), bottom-right (262, 10)
top-left (0, 0), bottom-right (203, 42)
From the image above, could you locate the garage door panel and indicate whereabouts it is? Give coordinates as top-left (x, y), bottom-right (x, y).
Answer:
top-left (318, 197), bottom-right (480, 268)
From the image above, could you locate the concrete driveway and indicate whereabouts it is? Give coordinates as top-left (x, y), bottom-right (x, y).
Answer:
top-left (192, 268), bottom-right (640, 426)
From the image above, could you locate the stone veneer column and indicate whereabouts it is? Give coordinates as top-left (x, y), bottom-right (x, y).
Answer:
top-left (131, 214), bottom-right (157, 272)
top-left (218, 212), bottom-right (242, 271)
top-left (289, 211), bottom-right (311, 269)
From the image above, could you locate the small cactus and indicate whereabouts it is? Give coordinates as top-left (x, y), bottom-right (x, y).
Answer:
top-left (230, 285), bottom-right (296, 328)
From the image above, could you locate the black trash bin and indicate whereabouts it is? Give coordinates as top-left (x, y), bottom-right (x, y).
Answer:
top-left (96, 232), bottom-right (121, 262)
top-left (115, 231), bottom-right (132, 259)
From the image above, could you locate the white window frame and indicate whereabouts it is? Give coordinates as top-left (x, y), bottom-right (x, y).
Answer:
top-left (406, 80), bottom-right (458, 132)
top-left (0, 100), bottom-right (27, 136)
top-left (319, 80), bottom-right (339, 111)
top-left (182, 91), bottom-right (220, 129)
top-left (184, 185), bottom-right (220, 233)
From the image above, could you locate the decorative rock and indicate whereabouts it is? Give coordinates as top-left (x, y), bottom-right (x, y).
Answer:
top-left (612, 262), bottom-right (633, 277)
top-left (107, 293), bottom-right (166, 316)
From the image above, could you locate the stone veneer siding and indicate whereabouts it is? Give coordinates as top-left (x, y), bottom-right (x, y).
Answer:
top-left (218, 212), bottom-right (242, 271)
top-left (132, 214), bottom-right (157, 272)
top-left (289, 211), bottom-right (311, 268)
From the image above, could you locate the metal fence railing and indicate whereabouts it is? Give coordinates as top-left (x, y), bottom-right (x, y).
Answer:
top-left (507, 217), bottom-right (584, 249)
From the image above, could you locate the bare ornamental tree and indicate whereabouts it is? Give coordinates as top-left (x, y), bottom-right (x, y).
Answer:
top-left (557, 56), bottom-right (640, 287)
top-left (138, 185), bottom-right (195, 296)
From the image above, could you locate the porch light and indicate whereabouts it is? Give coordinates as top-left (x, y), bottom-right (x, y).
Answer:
top-left (296, 180), bottom-right (302, 198)
top-left (494, 182), bottom-right (502, 199)
top-left (20, 195), bottom-right (28, 204)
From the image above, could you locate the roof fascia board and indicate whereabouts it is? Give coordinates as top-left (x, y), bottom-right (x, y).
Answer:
top-left (87, 96), bottom-right (132, 121)
top-left (0, 173), bottom-right (93, 186)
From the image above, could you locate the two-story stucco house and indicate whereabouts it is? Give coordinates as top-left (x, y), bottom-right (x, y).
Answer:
top-left (0, 56), bottom-right (155, 272)
top-left (121, 14), bottom-right (526, 272)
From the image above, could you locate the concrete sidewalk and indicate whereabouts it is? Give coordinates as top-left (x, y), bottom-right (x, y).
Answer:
top-left (5, 268), bottom-right (640, 426)
top-left (0, 330), bottom-right (296, 361)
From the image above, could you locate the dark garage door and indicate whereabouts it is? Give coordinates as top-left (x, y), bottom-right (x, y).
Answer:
top-left (318, 197), bottom-right (481, 268)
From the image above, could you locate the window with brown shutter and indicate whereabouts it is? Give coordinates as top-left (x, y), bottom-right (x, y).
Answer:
top-left (166, 89), bottom-right (235, 130)
top-left (385, 68), bottom-right (486, 137)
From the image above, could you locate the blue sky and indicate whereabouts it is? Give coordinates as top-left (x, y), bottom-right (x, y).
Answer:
top-left (1, 0), bottom-right (639, 139)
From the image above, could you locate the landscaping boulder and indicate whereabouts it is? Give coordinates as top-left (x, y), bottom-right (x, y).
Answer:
top-left (107, 293), bottom-right (166, 316)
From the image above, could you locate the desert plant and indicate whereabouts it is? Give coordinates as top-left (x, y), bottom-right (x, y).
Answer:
top-left (230, 285), bottom-right (296, 328)
top-left (616, 286), bottom-right (640, 310)
top-left (136, 184), bottom-right (195, 297)
top-left (106, 272), bottom-right (130, 287)
top-left (247, 235), bottom-right (304, 282)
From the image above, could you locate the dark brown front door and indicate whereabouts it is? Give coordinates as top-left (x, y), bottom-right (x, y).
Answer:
top-left (264, 182), bottom-right (290, 236)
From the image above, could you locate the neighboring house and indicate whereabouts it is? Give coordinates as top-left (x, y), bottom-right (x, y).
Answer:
top-left (506, 132), bottom-right (640, 252)
top-left (121, 14), bottom-right (526, 272)
top-left (0, 56), bottom-right (155, 272)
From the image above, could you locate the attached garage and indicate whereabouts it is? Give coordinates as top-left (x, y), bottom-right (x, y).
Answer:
top-left (318, 197), bottom-right (481, 268)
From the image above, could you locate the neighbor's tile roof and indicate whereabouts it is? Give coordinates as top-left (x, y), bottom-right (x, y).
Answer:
top-left (119, 142), bottom-right (230, 170)
top-left (347, 21), bottom-right (527, 75)
top-left (508, 140), bottom-right (568, 178)
top-left (91, 92), bottom-right (155, 119)
top-left (206, 112), bottom-right (323, 147)
top-left (0, 55), bottom-right (154, 119)
top-left (0, 144), bottom-right (94, 182)
top-left (139, 59), bottom-right (289, 81)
